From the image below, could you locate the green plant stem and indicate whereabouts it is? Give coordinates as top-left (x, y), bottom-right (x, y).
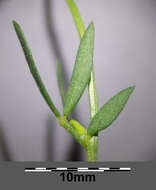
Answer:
top-left (86, 136), bottom-right (98, 161)
top-left (66, 0), bottom-right (98, 161)
top-left (58, 116), bottom-right (86, 147)
top-left (88, 71), bottom-right (98, 120)
top-left (69, 119), bottom-right (87, 135)
top-left (66, 0), bottom-right (84, 39)
top-left (58, 116), bottom-right (97, 161)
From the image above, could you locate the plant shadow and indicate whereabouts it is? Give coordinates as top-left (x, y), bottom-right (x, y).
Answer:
top-left (45, 116), bottom-right (55, 161)
top-left (0, 123), bottom-right (12, 161)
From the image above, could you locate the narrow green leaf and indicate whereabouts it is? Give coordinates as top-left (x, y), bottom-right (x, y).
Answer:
top-left (87, 86), bottom-right (135, 136)
top-left (63, 22), bottom-right (95, 116)
top-left (66, 0), bottom-right (98, 121)
top-left (13, 20), bottom-right (60, 117)
top-left (57, 61), bottom-right (65, 106)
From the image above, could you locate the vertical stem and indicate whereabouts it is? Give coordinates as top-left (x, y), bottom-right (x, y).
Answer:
top-left (66, 0), bottom-right (84, 39)
top-left (66, 0), bottom-right (98, 161)
top-left (86, 136), bottom-right (98, 161)
top-left (88, 71), bottom-right (98, 120)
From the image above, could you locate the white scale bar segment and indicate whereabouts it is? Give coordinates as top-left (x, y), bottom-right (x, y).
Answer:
top-left (78, 169), bottom-right (104, 172)
top-left (99, 168), bottom-right (109, 170)
top-left (36, 168), bottom-right (46, 170)
top-left (56, 168), bottom-right (67, 170)
top-left (120, 168), bottom-right (131, 170)
top-left (78, 168), bottom-right (88, 170)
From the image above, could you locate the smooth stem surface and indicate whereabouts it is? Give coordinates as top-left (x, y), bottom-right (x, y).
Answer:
top-left (66, 0), bottom-right (84, 39)
top-left (58, 116), bottom-right (97, 161)
top-left (86, 136), bottom-right (98, 161)
top-left (88, 70), bottom-right (98, 120)
top-left (58, 116), bottom-right (87, 148)
top-left (66, 0), bottom-right (98, 161)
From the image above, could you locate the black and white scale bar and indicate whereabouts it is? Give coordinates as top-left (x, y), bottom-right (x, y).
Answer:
top-left (24, 167), bottom-right (131, 173)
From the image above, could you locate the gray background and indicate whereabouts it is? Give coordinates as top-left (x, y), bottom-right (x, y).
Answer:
top-left (0, 0), bottom-right (156, 161)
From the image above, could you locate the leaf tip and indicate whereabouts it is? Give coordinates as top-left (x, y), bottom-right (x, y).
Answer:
top-left (88, 21), bottom-right (95, 31)
top-left (12, 20), bottom-right (18, 27)
top-left (12, 20), bottom-right (21, 33)
top-left (128, 85), bottom-right (136, 94)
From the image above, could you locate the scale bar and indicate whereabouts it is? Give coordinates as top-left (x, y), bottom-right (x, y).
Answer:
top-left (24, 167), bottom-right (131, 173)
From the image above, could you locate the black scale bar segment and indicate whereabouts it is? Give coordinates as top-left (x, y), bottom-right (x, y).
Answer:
top-left (46, 168), bottom-right (56, 170)
top-left (105, 170), bottom-right (130, 172)
top-left (52, 170), bottom-right (77, 172)
top-left (25, 168), bottom-right (35, 170)
top-left (88, 168), bottom-right (99, 170)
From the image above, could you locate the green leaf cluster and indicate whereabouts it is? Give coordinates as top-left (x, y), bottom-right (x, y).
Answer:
top-left (12, 0), bottom-right (135, 161)
top-left (13, 19), bottom-right (135, 137)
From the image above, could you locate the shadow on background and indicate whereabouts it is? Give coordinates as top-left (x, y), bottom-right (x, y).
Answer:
top-left (45, 116), bottom-right (55, 161)
top-left (44, 0), bottom-right (69, 91)
top-left (0, 1), bottom-right (12, 161)
top-left (0, 123), bottom-right (12, 161)
top-left (44, 0), bottom-right (83, 161)
top-left (0, 0), bottom-right (5, 3)
top-left (0, 0), bottom-right (9, 7)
